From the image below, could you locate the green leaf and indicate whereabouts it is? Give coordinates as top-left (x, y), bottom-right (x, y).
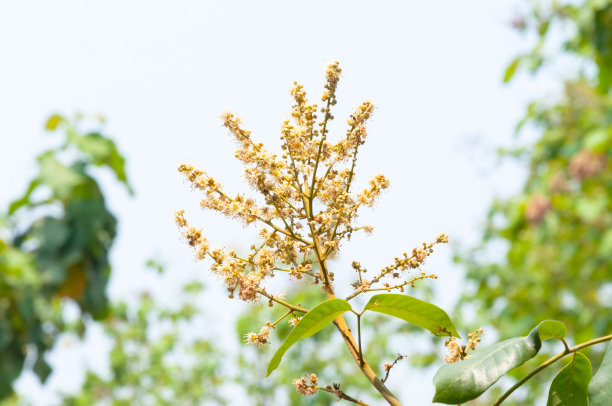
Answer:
top-left (583, 128), bottom-right (609, 152)
top-left (37, 152), bottom-right (84, 200)
top-left (547, 352), bottom-right (592, 406)
top-left (589, 342), bottom-right (612, 406)
top-left (8, 178), bottom-right (40, 214)
top-left (266, 299), bottom-right (352, 377)
top-left (33, 356), bottom-right (52, 383)
top-left (432, 326), bottom-right (542, 404)
top-left (363, 294), bottom-right (459, 338)
top-left (503, 56), bottom-right (522, 83)
top-left (538, 320), bottom-right (567, 342)
top-left (597, 229), bottom-right (612, 258)
top-left (67, 129), bottom-right (133, 193)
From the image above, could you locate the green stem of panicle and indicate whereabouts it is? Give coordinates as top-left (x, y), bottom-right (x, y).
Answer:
top-left (269, 309), bottom-right (293, 328)
top-left (256, 288), bottom-right (308, 314)
top-left (323, 141), bottom-right (360, 261)
top-left (308, 96), bottom-right (333, 210)
top-left (494, 334), bottom-right (612, 405)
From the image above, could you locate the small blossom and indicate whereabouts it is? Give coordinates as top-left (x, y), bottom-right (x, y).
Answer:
top-left (174, 210), bottom-right (187, 227)
top-left (244, 326), bottom-right (270, 346)
top-left (436, 233), bottom-right (449, 244)
top-left (467, 328), bottom-right (484, 351)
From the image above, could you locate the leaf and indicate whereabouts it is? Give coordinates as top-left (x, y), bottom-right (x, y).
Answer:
top-left (588, 342), bottom-right (612, 406)
top-left (67, 129), bottom-right (133, 193)
top-left (37, 152), bottom-right (84, 200)
top-left (432, 326), bottom-right (542, 404)
top-left (266, 299), bottom-right (352, 377)
top-left (583, 128), bottom-right (609, 152)
top-left (8, 178), bottom-right (40, 214)
top-left (363, 294), bottom-right (460, 338)
top-left (45, 114), bottom-right (65, 130)
top-left (538, 320), bottom-right (567, 342)
top-left (547, 352), bottom-right (591, 406)
top-left (33, 356), bottom-right (52, 383)
top-left (597, 229), bottom-right (612, 258)
top-left (503, 56), bottom-right (522, 83)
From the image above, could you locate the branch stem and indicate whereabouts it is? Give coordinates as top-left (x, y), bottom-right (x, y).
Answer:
top-left (317, 385), bottom-right (370, 406)
top-left (256, 288), bottom-right (308, 314)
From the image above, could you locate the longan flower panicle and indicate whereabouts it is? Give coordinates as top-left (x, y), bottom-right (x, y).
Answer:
top-left (175, 210), bottom-right (210, 260)
top-left (221, 112), bottom-right (304, 226)
top-left (324, 61), bottom-right (341, 99)
top-left (175, 210), bottom-right (275, 302)
top-left (178, 164), bottom-right (268, 226)
top-left (174, 63), bottom-right (456, 406)
top-left (357, 173), bottom-right (390, 206)
top-left (176, 62), bottom-right (446, 310)
top-left (344, 234), bottom-right (449, 301)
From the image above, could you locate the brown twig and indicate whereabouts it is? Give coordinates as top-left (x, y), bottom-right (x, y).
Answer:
top-left (319, 383), bottom-right (370, 406)
top-left (381, 354), bottom-right (407, 384)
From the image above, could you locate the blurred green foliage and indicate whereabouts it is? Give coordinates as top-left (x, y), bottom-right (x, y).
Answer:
top-left (459, 0), bottom-right (612, 402)
top-left (62, 262), bottom-right (228, 406)
top-left (0, 114), bottom-right (131, 398)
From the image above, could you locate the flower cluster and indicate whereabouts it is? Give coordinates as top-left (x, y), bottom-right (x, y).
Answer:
top-left (293, 373), bottom-right (318, 396)
top-left (175, 64), bottom-right (449, 380)
top-left (569, 149), bottom-right (608, 181)
top-left (444, 328), bottom-right (484, 363)
top-left (244, 326), bottom-right (270, 346)
top-left (176, 62), bottom-right (398, 303)
top-left (525, 194), bottom-right (551, 225)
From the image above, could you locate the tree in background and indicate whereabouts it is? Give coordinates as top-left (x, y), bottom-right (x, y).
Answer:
top-left (0, 115), bottom-right (131, 398)
top-left (61, 261), bottom-right (228, 406)
top-left (457, 0), bottom-right (612, 402)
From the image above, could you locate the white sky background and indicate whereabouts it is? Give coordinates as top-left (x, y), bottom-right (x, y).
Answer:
top-left (0, 0), bottom-right (562, 404)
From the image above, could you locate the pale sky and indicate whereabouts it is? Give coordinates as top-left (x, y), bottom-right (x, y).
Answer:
top-left (0, 1), bottom-right (559, 404)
